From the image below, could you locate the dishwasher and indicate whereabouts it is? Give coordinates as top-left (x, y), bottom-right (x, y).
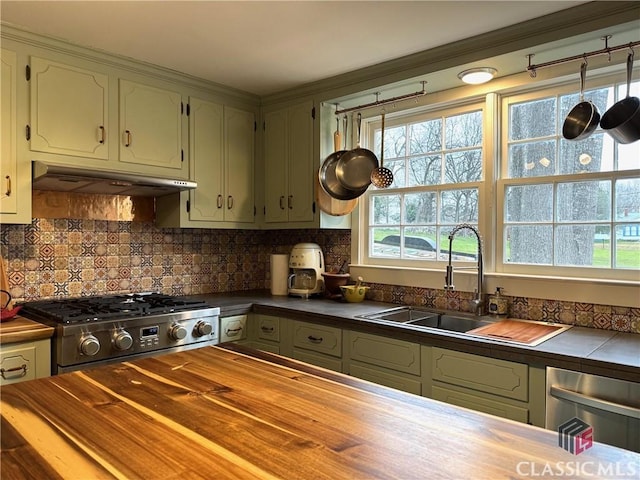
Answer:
top-left (546, 367), bottom-right (640, 453)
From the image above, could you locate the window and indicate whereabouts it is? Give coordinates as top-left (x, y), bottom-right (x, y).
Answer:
top-left (364, 104), bottom-right (485, 265)
top-left (499, 78), bottom-right (640, 279)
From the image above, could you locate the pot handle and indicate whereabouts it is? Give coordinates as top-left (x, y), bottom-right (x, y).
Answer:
top-left (624, 50), bottom-right (634, 99)
top-left (0, 290), bottom-right (11, 310)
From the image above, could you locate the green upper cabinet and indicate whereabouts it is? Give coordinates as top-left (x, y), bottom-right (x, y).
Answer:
top-left (118, 79), bottom-right (183, 171)
top-left (30, 56), bottom-right (109, 160)
top-left (224, 106), bottom-right (255, 224)
top-left (156, 100), bottom-right (256, 228)
top-left (186, 97), bottom-right (224, 222)
top-left (1, 48), bottom-right (31, 224)
top-left (264, 100), bottom-right (315, 224)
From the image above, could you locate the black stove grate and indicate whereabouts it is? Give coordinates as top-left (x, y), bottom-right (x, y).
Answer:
top-left (20, 293), bottom-right (210, 324)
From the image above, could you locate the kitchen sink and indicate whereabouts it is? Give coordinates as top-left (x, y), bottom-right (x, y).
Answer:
top-left (358, 307), bottom-right (492, 333)
top-left (358, 306), bottom-right (439, 323)
top-left (406, 314), bottom-right (495, 333)
top-left (358, 306), bottom-right (570, 345)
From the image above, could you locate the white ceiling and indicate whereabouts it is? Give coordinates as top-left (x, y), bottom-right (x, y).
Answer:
top-left (0, 1), bottom-right (588, 97)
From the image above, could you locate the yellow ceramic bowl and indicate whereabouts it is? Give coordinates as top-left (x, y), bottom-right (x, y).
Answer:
top-left (340, 285), bottom-right (370, 303)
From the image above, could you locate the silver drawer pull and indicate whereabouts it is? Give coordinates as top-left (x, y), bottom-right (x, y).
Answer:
top-left (550, 385), bottom-right (640, 419)
top-left (226, 327), bottom-right (242, 336)
top-left (308, 335), bottom-right (323, 343)
top-left (1, 364), bottom-right (28, 380)
top-left (261, 326), bottom-right (274, 332)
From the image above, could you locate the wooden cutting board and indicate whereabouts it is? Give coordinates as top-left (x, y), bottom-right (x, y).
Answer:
top-left (467, 319), bottom-right (563, 344)
top-left (315, 175), bottom-right (357, 216)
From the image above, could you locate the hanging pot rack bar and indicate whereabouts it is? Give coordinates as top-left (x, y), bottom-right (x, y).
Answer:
top-left (334, 81), bottom-right (427, 115)
top-left (527, 39), bottom-right (639, 78)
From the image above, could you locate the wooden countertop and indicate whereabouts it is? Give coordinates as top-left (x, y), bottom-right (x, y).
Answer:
top-left (1, 345), bottom-right (638, 479)
top-left (0, 316), bottom-right (54, 345)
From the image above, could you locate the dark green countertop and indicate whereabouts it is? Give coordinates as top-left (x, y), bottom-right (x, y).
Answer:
top-left (191, 290), bottom-right (639, 382)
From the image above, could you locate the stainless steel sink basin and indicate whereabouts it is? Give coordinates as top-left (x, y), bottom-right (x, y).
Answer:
top-left (358, 306), bottom-right (439, 323)
top-left (358, 306), bottom-right (570, 346)
top-left (406, 314), bottom-right (495, 333)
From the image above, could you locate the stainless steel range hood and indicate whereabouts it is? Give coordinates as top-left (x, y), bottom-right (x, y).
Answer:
top-left (32, 161), bottom-right (197, 197)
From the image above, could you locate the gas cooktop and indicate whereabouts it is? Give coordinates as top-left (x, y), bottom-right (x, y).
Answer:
top-left (20, 293), bottom-right (210, 324)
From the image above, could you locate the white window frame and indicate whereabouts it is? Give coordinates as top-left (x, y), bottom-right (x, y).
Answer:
top-left (360, 101), bottom-right (491, 270)
top-left (497, 77), bottom-right (640, 282)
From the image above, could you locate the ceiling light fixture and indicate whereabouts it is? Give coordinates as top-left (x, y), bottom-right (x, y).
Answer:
top-left (457, 67), bottom-right (497, 85)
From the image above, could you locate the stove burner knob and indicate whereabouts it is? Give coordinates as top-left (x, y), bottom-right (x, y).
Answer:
top-left (168, 323), bottom-right (188, 341)
top-left (194, 321), bottom-right (213, 337)
top-left (113, 330), bottom-right (133, 351)
top-left (79, 334), bottom-right (100, 356)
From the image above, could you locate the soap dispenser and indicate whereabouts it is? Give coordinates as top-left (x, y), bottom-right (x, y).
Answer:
top-left (488, 287), bottom-right (508, 316)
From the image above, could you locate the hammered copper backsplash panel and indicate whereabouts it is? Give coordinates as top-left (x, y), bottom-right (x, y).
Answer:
top-left (1, 219), bottom-right (637, 333)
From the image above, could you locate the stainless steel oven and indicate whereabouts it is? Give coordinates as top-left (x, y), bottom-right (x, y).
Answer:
top-left (20, 293), bottom-right (220, 374)
top-left (546, 367), bottom-right (640, 453)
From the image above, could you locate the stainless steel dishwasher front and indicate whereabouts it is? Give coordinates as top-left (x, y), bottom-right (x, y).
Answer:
top-left (546, 367), bottom-right (640, 453)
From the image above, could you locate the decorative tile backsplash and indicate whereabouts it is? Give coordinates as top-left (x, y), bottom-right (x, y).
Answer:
top-left (1, 218), bottom-right (637, 334)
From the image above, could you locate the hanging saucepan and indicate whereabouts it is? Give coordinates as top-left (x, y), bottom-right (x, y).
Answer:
top-left (562, 60), bottom-right (600, 141)
top-left (600, 51), bottom-right (640, 144)
top-left (335, 113), bottom-right (379, 190)
top-left (319, 115), bottom-right (368, 201)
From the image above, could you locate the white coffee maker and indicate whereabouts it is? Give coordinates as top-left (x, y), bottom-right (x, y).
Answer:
top-left (288, 243), bottom-right (325, 298)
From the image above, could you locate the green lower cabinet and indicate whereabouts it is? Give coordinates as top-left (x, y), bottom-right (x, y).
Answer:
top-left (344, 330), bottom-right (422, 395)
top-left (422, 346), bottom-right (545, 427)
top-left (245, 314), bottom-right (287, 355)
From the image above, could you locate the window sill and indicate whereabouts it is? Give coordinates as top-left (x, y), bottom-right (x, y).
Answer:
top-left (348, 264), bottom-right (640, 308)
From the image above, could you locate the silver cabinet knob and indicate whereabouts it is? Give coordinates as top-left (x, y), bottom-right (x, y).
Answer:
top-left (168, 323), bottom-right (188, 341)
top-left (112, 330), bottom-right (133, 351)
top-left (194, 321), bottom-right (213, 337)
top-left (79, 334), bottom-right (100, 356)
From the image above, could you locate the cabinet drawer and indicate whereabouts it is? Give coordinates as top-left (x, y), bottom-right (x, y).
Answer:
top-left (432, 384), bottom-right (529, 423)
top-left (347, 331), bottom-right (420, 375)
top-left (432, 347), bottom-right (528, 401)
top-left (0, 340), bottom-right (51, 386)
top-left (257, 315), bottom-right (280, 342)
top-left (220, 315), bottom-right (247, 342)
top-left (293, 321), bottom-right (341, 358)
top-left (349, 363), bottom-right (422, 395)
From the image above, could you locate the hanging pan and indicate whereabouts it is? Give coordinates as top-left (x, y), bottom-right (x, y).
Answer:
top-left (335, 113), bottom-right (379, 191)
top-left (600, 50), bottom-right (640, 144)
top-left (319, 115), bottom-right (368, 201)
top-left (562, 60), bottom-right (600, 141)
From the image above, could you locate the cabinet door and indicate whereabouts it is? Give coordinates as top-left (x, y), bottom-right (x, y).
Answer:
top-left (432, 347), bottom-right (528, 401)
top-left (287, 101), bottom-right (314, 222)
top-left (119, 79), bottom-right (183, 170)
top-left (30, 57), bottom-right (108, 159)
top-left (188, 97), bottom-right (224, 222)
top-left (348, 331), bottom-right (421, 375)
top-left (224, 107), bottom-right (255, 223)
top-left (1, 49), bottom-right (18, 215)
top-left (264, 108), bottom-right (288, 223)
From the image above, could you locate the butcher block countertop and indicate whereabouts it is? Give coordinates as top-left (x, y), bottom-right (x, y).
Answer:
top-left (1, 344), bottom-right (638, 480)
top-left (0, 316), bottom-right (54, 345)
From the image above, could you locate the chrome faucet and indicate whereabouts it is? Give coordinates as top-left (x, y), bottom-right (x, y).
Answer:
top-left (444, 223), bottom-right (484, 316)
